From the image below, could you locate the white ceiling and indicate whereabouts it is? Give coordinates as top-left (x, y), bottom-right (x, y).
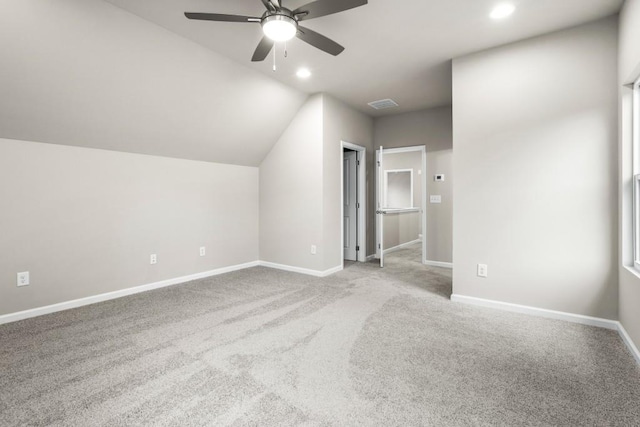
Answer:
top-left (104, 0), bottom-right (623, 117)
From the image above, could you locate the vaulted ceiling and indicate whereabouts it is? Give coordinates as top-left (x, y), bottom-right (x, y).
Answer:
top-left (104, 0), bottom-right (623, 116)
top-left (0, 0), bottom-right (306, 166)
top-left (0, 0), bottom-right (624, 167)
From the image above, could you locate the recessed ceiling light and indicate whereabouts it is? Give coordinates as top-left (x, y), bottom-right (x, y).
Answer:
top-left (296, 68), bottom-right (311, 79)
top-left (490, 3), bottom-right (515, 20)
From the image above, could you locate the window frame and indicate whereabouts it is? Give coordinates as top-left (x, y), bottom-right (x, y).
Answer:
top-left (633, 76), bottom-right (640, 269)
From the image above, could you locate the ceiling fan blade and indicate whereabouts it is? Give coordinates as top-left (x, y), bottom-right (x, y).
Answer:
top-left (261, 0), bottom-right (276, 12)
top-left (252, 37), bottom-right (275, 62)
top-left (271, 0), bottom-right (281, 8)
top-left (293, 0), bottom-right (367, 21)
top-left (184, 12), bottom-right (261, 23)
top-left (296, 26), bottom-right (344, 56)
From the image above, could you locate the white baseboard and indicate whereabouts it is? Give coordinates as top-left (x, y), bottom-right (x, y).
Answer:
top-left (366, 255), bottom-right (376, 262)
top-left (451, 294), bottom-right (640, 366)
top-left (0, 261), bottom-right (260, 326)
top-left (0, 259), bottom-right (345, 326)
top-left (383, 239), bottom-right (421, 255)
top-left (258, 261), bottom-right (342, 278)
top-left (617, 323), bottom-right (640, 365)
top-left (424, 260), bottom-right (453, 269)
top-left (451, 294), bottom-right (619, 330)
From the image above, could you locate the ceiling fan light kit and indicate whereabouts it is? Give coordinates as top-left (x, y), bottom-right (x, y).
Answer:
top-left (184, 0), bottom-right (367, 63)
top-left (262, 14), bottom-right (297, 42)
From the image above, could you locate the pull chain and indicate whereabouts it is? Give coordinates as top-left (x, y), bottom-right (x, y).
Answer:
top-left (273, 43), bottom-right (277, 71)
top-left (284, 41), bottom-right (288, 58)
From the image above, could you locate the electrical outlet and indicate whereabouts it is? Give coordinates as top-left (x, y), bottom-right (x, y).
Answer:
top-left (150, 254), bottom-right (157, 265)
top-left (311, 245), bottom-right (317, 255)
top-left (17, 271), bottom-right (30, 287)
top-left (199, 247), bottom-right (206, 257)
top-left (434, 174), bottom-right (445, 182)
top-left (477, 264), bottom-right (488, 278)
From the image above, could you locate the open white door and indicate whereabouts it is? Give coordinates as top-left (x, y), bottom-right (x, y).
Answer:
top-left (343, 150), bottom-right (358, 261)
top-left (376, 145), bottom-right (427, 268)
top-left (376, 146), bottom-right (385, 267)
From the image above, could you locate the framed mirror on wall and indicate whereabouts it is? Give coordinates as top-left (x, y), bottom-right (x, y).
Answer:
top-left (384, 169), bottom-right (414, 209)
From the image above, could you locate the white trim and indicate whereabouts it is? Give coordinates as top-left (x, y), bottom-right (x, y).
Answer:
top-left (366, 254), bottom-right (376, 261)
top-left (424, 260), bottom-right (453, 269)
top-left (380, 146), bottom-right (423, 154)
top-left (383, 239), bottom-right (421, 255)
top-left (451, 294), bottom-right (640, 366)
top-left (258, 261), bottom-right (342, 277)
top-left (0, 260), bottom-right (347, 326)
top-left (451, 294), bottom-right (618, 329)
top-left (618, 323), bottom-right (640, 365)
top-left (0, 261), bottom-right (260, 326)
top-left (624, 265), bottom-right (640, 280)
top-left (421, 147), bottom-right (427, 265)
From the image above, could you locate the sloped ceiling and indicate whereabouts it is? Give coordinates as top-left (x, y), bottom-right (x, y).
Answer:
top-left (104, 0), bottom-right (623, 116)
top-left (0, 0), bottom-right (307, 166)
top-left (0, 0), bottom-right (623, 165)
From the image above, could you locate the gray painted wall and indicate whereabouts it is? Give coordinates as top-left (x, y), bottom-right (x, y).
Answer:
top-left (259, 95), bottom-right (324, 271)
top-left (619, 0), bottom-right (640, 351)
top-left (323, 95), bottom-right (375, 269)
top-left (0, 0), bottom-right (306, 167)
top-left (452, 17), bottom-right (618, 319)
top-left (0, 138), bottom-right (259, 316)
top-left (374, 107), bottom-right (453, 263)
top-left (260, 94), bottom-right (374, 272)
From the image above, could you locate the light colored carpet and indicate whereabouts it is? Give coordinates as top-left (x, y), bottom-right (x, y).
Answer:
top-left (1, 244), bottom-right (639, 426)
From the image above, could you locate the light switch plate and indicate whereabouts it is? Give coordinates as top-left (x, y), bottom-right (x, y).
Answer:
top-left (430, 195), bottom-right (442, 204)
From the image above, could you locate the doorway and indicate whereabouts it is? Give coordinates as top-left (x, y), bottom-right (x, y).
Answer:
top-left (341, 141), bottom-right (366, 265)
top-left (375, 145), bottom-right (427, 267)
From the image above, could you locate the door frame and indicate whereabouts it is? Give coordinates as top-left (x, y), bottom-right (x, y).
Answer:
top-left (341, 141), bottom-right (367, 264)
top-left (375, 145), bottom-right (428, 265)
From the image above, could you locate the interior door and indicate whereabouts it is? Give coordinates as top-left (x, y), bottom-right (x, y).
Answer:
top-left (377, 146), bottom-right (385, 267)
top-left (343, 150), bottom-right (357, 261)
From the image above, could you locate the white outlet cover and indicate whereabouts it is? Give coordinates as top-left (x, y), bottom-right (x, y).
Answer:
top-left (311, 245), bottom-right (317, 255)
top-left (477, 264), bottom-right (488, 278)
top-left (150, 254), bottom-right (157, 265)
top-left (17, 271), bottom-right (30, 287)
top-left (200, 247), bottom-right (206, 256)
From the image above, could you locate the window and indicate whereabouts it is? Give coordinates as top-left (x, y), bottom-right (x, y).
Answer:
top-left (633, 77), bottom-right (640, 269)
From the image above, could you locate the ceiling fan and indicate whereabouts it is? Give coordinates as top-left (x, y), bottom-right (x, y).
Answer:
top-left (184, 0), bottom-right (368, 62)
